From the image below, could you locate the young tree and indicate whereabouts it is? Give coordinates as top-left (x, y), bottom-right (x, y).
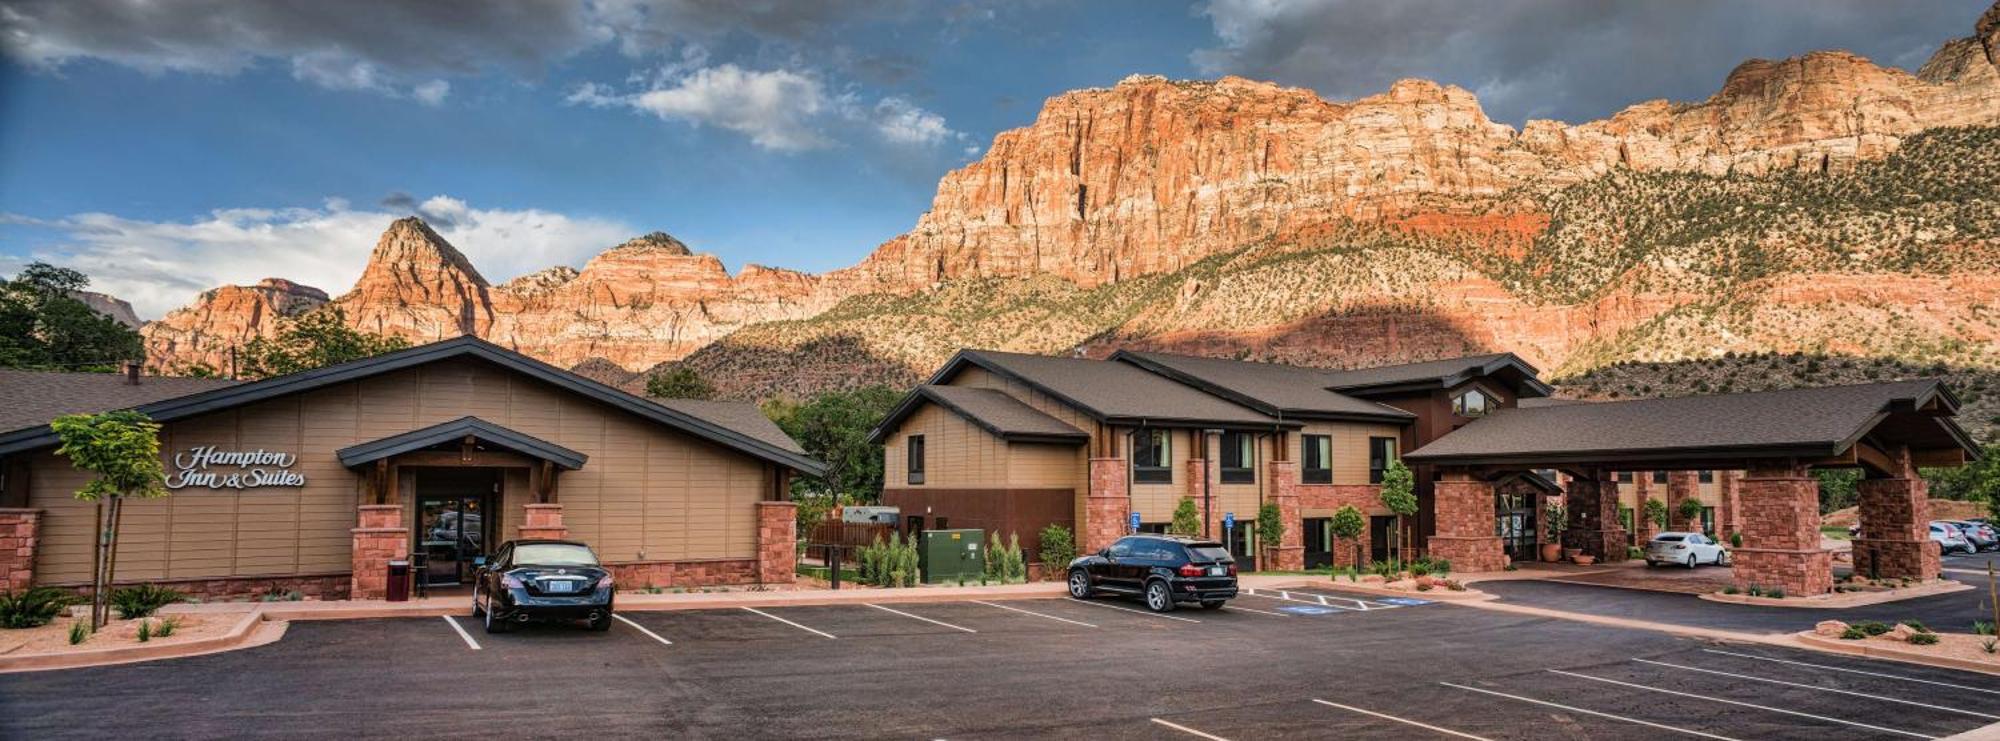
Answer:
top-left (1170, 497), bottom-right (1202, 537)
top-left (645, 365), bottom-right (716, 400)
top-left (1643, 497), bottom-right (1669, 533)
top-left (1676, 497), bottom-right (1707, 533)
top-left (1330, 505), bottom-right (1366, 573)
top-left (1378, 460), bottom-right (1417, 565)
top-left (763, 385), bottom-right (902, 501)
top-left (1038, 524), bottom-right (1076, 571)
top-left (52, 411), bottom-right (167, 629)
top-left (1255, 502), bottom-right (1284, 567)
top-left (238, 307), bottom-right (409, 378)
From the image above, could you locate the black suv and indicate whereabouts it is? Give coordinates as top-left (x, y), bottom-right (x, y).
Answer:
top-left (1066, 534), bottom-right (1238, 612)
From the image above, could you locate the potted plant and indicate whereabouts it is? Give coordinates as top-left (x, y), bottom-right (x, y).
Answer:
top-left (1541, 501), bottom-right (1566, 563)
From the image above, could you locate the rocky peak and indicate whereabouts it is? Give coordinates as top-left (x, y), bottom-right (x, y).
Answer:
top-left (354, 216), bottom-right (489, 288)
top-left (338, 216), bottom-right (493, 338)
top-left (251, 278), bottom-right (331, 302)
top-left (607, 231), bottom-right (693, 256)
top-left (496, 266), bottom-right (580, 299)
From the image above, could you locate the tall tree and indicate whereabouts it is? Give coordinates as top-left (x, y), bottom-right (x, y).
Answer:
top-left (52, 411), bottom-right (167, 629)
top-left (1378, 460), bottom-right (1417, 566)
top-left (237, 307), bottom-right (409, 378)
top-left (645, 366), bottom-right (716, 400)
top-left (0, 262), bottom-right (142, 371)
top-left (762, 385), bottom-right (901, 500)
top-left (1925, 445), bottom-right (2000, 519)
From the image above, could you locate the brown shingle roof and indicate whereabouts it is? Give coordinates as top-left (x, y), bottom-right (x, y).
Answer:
top-left (914, 385), bottom-right (1089, 443)
top-left (651, 398), bottom-right (808, 456)
top-left (0, 369), bottom-right (239, 433)
top-left (1406, 380), bottom-right (1973, 465)
top-left (947, 349), bottom-right (1283, 427)
top-left (1320, 352), bottom-right (1551, 396)
top-left (1111, 351), bottom-right (1414, 421)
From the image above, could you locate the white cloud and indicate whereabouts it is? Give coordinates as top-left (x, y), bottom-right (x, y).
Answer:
top-left (0, 197), bottom-right (633, 319)
top-left (571, 63), bottom-right (961, 153)
top-left (871, 96), bottom-right (954, 146)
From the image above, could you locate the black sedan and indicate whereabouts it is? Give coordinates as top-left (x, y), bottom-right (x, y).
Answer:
top-left (1067, 534), bottom-right (1237, 612)
top-left (472, 539), bottom-right (615, 633)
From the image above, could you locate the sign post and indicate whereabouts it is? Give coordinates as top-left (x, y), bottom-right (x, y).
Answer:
top-left (1129, 511), bottom-right (1141, 534)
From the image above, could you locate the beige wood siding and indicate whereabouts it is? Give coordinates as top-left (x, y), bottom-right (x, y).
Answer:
top-left (1299, 421), bottom-right (1403, 486)
top-left (1128, 427), bottom-right (1194, 523)
top-left (1007, 442), bottom-right (1083, 490)
top-left (882, 403), bottom-right (1007, 489)
top-left (26, 356), bottom-right (777, 584)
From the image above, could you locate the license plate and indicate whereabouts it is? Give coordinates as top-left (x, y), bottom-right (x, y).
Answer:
top-left (1209, 566), bottom-right (1227, 576)
top-left (543, 580), bottom-right (575, 593)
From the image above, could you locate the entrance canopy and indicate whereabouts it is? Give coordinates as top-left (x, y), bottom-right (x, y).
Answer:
top-left (1405, 380), bottom-right (1976, 473)
top-left (337, 416), bottom-right (587, 471)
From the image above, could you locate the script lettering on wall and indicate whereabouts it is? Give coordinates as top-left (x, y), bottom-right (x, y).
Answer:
top-left (166, 446), bottom-right (308, 490)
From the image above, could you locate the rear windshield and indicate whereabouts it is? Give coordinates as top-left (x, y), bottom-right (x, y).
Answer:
top-left (1188, 546), bottom-right (1232, 562)
top-left (1652, 535), bottom-right (1685, 543)
top-left (514, 543), bottom-right (599, 566)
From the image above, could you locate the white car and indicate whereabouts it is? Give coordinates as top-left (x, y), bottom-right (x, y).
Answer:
top-left (1645, 532), bottom-right (1728, 568)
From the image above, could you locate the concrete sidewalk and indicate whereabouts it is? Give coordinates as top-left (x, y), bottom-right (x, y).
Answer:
top-left (165, 581), bottom-right (1067, 621)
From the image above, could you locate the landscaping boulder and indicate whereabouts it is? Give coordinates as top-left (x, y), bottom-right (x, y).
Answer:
top-left (1885, 624), bottom-right (1919, 642)
top-left (1813, 620), bottom-right (1849, 637)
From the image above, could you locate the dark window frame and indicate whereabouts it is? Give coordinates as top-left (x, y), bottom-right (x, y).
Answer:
top-left (1220, 431), bottom-right (1254, 484)
top-left (1451, 387), bottom-right (1495, 417)
top-left (1301, 434), bottom-right (1333, 484)
top-left (1132, 428), bottom-right (1173, 484)
top-left (1651, 470), bottom-right (1668, 484)
top-left (1368, 437), bottom-right (1397, 485)
top-left (1698, 469), bottom-right (1715, 484)
top-left (1617, 471), bottom-right (1634, 484)
top-left (906, 434), bottom-right (926, 485)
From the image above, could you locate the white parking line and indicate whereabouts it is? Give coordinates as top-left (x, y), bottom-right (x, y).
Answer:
top-left (1066, 598), bottom-right (1202, 623)
top-left (740, 606), bottom-right (837, 639)
top-left (441, 615), bottom-right (481, 650)
top-left (971, 600), bottom-right (1097, 628)
top-left (1702, 649), bottom-right (2000, 696)
top-left (1240, 588), bottom-right (1400, 611)
top-left (1635, 658), bottom-right (1996, 719)
top-left (1150, 718), bottom-right (1229, 740)
top-left (1441, 683), bottom-right (1739, 740)
top-left (1220, 604), bottom-right (1289, 617)
top-left (1311, 698), bottom-right (1490, 739)
top-left (1550, 669), bottom-right (1933, 739)
top-left (612, 614), bottom-right (673, 646)
top-left (1237, 589), bottom-right (1361, 611)
top-left (865, 603), bottom-right (977, 633)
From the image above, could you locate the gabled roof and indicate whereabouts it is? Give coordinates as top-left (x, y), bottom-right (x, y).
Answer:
top-left (869, 385), bottom-right (1090, 445)
top-left (1110, 350), bottom-right (1415, 423)
top-left (1405, 380), bottom-right (1976, 467)
top-left (654, 398), bottom-right (808, 456)
top-left (1319, 352), bottom-right (1553, 398)
top-left (929, 349), bottom-right (1288, 428)
top-left (0, 368), bottom-right (239, 433)
top-left (337, 416), bottom-right (587, 470)
top-left (0, 336), bottom-right (825, 477)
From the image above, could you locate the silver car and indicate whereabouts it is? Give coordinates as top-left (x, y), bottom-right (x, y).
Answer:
top-left (1944, 520), bottom-right (1997, 552)
top-left (1930, 522), bottom-right (1975, 555)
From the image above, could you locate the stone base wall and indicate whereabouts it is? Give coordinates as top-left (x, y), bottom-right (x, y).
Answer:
top-left (610, 559), bottom-right (759, 589)
top-left (1851, 538), bottom-right (1941, 582)
top-left (1085, 458), bottom-right (1130, 553)
top-left (1734, 548), bottom-right (1833, 596)
top-left (0, 508), bottom-right (40, 592)
top-left (1299, 484), bottom-right (1378, 568)
top-left (1853, 475), bottom-right (1938, 581)
top-left (1732, 465), bottom-right (1832, 596)
top-left (519, 503), bottom-right (568, 540)
top-left (1267, 460), bottom-right (1303, 571)
top-left (1431, 478), bottom-right (1505, 572)
top-left (1563, 476), bottom-right (1628, 561)
top-left (350, 504), bottom-right (409, 600)
top-left (756, 501), bottom-right (797, 585)
top-left (52, 572), bottom-right (353, 601)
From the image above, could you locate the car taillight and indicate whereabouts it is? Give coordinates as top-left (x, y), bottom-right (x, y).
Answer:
top-left (501, 574), bottom-right (524, 589)
top-left (1226, 563), bottom-right (1238, 576)
top-left (596, 574), bottom-right (614, 590)
top-left (1177, 563), bottom-right (1204, 577)
top-left (1671, 545), bottom-right (1686, 550)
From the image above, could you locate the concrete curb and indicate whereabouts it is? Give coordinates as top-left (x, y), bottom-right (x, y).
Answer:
top-left (1448, 597), bottom-right (1793, 644)
top-left (1701, 580), bottom-right (1972, 609)
top-left (1794, 632), bottom-right (2000, 677)
top-left (0, 609), bottom-right (279, 674)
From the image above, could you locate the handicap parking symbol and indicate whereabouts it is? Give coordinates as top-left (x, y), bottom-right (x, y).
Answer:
top-left (1277, 605), bottom-right (1339, 616)
top-left (1374, 597), bottom-right (1431, 606)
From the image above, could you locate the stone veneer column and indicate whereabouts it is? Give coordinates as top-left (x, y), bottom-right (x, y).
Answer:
top-left (1563, 474), bottom-right (1626, 560)
top-left (1851, 448), bottom-right (1940, 582)
top-left (1718, 471), bottom-right (1742, 540)
top-left (755, 501), bottom-right (797, 585)
top-left (350, 504), bottom-right (408, 601)
top-left (0, 508), bottom-right (42, 592)
top-left (1267, 460), bottom-right (1304, 571)
top-left (1427, 473), bottom-right (1507, 572)
top-left (519, 503), bottom-right (568, 540)
top-left (1732, 464), bottom-right (1832, 596)
top-left (1085, 458), bottom-right (1130, 554)
top-left (1667, 471), bottom-right (1700, 531)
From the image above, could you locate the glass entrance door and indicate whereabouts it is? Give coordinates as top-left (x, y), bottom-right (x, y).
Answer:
top-left (1302, 518), bottom-right (1332, 569)
top-left (418, 495), bottom-right (488, 587)
top-left (1494, 490), bottom-right (1538, 562)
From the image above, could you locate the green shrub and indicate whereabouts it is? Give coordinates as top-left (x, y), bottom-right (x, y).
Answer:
top-left (136, 619), bottom-right (153, 643)
top-left (1975, 620), bottom-right (1996, 636)
top-left (1037, 524), bottom-right (1076, 570)
top-left (1722, 585), bottom-right (1738, 595)
top-left (1766, 588), bottom-right (1785, 599)
top-left (1729, 532), bottom-right (1743, 548)
top-left (155, 616), bottom-right (179, 638)
top-left (68, 620), bottom-right (90, 645)
top-left (1840, 626), bottom-right (1868, 640)
top-left (1747, 584), bottom-right (1764, 597)
top-left (1907, 632), bottom-right (1939, 646)
top-left (1409, 561), bottom-right (1431, 578)
top-left (983, 530), bottom-right (1003, 581)
top-left (1853, 620), bottom-right (1892, 636)
top-left (0, 587), bottom-right (78, 629)
top-left (1170, 498), bottom-right (1202, 537)
top-left (1899, 620), bottom-right (1931, 633)
top-left (112, 584), bottom-right (186, 619)
top-left (1368, 559), bottom-right (1401, 579)
top-left (1981, 637), bottom-right (1997, 655)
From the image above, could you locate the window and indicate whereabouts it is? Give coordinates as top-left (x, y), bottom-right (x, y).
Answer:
top-left (1109, 538), bottom-right (1136, 558)
top-left (513, 543), bottom-right (599, 567)
top-left (1701, 507), bottom-right (1715, 534)
top-left (1220, 431), bottom-right (1254, 484)
top-left (1368, 437), bottom-right (1397, 484)
top-left (1617, 471), bottom-right (1634, 483)
top-left (906, 435), bottom-right (926, 485)
top-left (1651, 471), bottom-right (1668, 484)
top-left (1698, 469), bottom-right (1714, 484)
top-left (1132, 428), bottom-right (1172, 484)
top-left (1302, 434), bottom-right (1333, 484)
top-left (1451, 387), bottom-right (1496, 417)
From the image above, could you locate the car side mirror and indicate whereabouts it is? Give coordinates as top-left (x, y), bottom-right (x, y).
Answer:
top-left (473, 556), bottom-right (488, 569)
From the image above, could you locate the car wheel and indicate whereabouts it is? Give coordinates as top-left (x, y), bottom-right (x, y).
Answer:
top-left (471, 583), bottom-right (484, 618)
top-left (589, 612), bottom-right (613, 632)
top-left (483, 598), bottom-right (510, 634)
top-left (1067, 569), bottom-right (1093, 599)
top-left (1143, 580), bottom-right (1176, 613)
top-left (1200, 600), bottom-right (1226, 610)
top-left (1686, 554), bottom-right (1696, 569)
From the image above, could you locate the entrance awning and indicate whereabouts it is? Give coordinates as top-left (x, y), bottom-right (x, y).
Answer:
top-left (336, 416), bottom-right (588, 470)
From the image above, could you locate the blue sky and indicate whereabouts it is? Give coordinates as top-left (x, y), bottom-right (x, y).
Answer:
top-left (0, 0), bottom-right (1981, 318)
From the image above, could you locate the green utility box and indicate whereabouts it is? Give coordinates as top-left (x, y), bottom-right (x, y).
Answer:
top-left (918, 529), bottom-right (985, 584)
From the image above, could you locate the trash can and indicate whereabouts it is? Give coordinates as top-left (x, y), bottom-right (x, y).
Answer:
top-left (386, 560), bottom-right (411, 602)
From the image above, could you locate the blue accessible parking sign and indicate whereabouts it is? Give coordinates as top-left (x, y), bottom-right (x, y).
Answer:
top-left (1277, 605), bottom-right (1339, 616)
top-left (1130, 512), bottom-right (1141, 533)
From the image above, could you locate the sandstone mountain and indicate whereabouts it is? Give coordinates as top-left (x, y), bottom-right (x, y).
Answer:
top-left (143, 1), bottom-right (2000, 434)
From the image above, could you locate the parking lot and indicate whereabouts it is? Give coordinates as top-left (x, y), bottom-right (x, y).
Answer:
top-left (3, 586), bottom-right (1997, 739)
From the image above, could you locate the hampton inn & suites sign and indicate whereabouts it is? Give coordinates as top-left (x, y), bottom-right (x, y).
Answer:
top-left (166, 446), bottom-right (308, 490)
